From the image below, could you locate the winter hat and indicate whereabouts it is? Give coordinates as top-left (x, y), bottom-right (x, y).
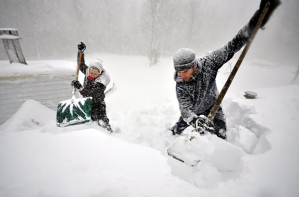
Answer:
top-left (173, 48), bottom-right (197, 71)
top-left (89, 58), bottom-right (103, 73)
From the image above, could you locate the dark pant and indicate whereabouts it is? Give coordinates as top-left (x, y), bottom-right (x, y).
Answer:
top-left (172, 106), bottom-right (226, 136)
top-left (91, 101), bottom-right (109, 124)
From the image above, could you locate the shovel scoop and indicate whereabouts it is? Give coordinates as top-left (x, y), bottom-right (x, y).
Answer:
top-left (56, 96), bottom-right (92, 127)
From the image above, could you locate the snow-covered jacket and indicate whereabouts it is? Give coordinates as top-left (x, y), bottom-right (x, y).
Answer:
top-left (77, 53), bottom-right (111, 103)
top-left (175, 23), bottom-right (254, 124)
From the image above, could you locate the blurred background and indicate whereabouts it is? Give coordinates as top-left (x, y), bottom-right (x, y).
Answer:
top-left (0, 0), bottom-right (298, 65)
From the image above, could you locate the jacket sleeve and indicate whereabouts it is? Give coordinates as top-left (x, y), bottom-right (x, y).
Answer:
top-left (205, 23), bottom-right (254, 71)
top-left (176, 84), bottom-right (197, 124)
top-left (77, 52), bottom-right (88, 75)
top-left (79, 82), bottom-right (106, 102)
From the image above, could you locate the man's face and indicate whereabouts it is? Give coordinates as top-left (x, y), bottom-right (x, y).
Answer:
top-left (178, 65), bottom-right (197, 82)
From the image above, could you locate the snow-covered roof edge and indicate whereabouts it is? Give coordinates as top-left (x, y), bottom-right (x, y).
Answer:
top-left (0, 28), bottom-right (18, 31)
top-left (0, 35), bottom-right (21, 40)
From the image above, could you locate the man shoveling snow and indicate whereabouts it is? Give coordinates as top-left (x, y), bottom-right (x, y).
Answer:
top-left (170, 0), bottom-right (281, 140)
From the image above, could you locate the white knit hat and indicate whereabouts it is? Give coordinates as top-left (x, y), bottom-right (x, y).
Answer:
top-left (89, 58), bottom-right (103, 73)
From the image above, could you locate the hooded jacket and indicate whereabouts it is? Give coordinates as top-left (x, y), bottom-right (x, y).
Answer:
top-left (77, 53), bottom-right (110, 103)
top-left (175, 23), bottom-right (254, 124)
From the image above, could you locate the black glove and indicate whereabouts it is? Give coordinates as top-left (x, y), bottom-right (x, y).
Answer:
top-left (190, 115), bottom-right (214, 135)
top-left (77, 42), bottom-right (86, 52)
top-left (216, 130), bottom-right (227, 140)
top-left (71, 80), bottom-right (83, 90)
top-left (249, 0), bottom-right (281, 29)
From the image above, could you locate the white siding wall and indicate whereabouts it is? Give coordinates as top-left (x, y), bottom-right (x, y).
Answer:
top-left (0, 74), bottom-right (75, 124)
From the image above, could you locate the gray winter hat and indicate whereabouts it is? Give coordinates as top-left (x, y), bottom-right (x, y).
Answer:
top-left (173, 48), bottom-right (197, 71)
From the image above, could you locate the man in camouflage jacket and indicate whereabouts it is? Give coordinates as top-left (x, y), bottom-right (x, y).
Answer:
top-left (171, 0), bottom-right (281, 139)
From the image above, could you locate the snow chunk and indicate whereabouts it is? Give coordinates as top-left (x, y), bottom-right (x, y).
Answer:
top-left (227, 125), bottom-right (259, 154)
top-left (168, 132), bottom-right (247, 172)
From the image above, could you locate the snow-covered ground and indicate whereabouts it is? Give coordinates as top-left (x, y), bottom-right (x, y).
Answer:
top-left (0, 54), bottom-right (299, 197)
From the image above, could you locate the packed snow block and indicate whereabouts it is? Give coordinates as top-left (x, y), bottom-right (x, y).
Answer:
top-left (168, 132), bottom-right (246, 171)
top-left (227, 125), bottom-right (259, 154)
top-left (167, 134), bottom-right (213, 166)
top-left (209, 134), bottom-right (247, 172)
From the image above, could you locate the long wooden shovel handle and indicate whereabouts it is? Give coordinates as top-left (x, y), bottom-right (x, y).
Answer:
top-left (207, 2), bottom-right (270, 121)
top-left (73, 51), bottom-right (83, 96)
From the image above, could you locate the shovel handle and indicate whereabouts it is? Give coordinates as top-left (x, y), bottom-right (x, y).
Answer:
top-left (73, 51), bottom-right (83, 96)
top-left (207, 2), bottom-right (270, 121)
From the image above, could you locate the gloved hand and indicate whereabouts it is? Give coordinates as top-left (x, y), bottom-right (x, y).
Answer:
top-left (216, 130), bottom-right (227, 140)
top-left (71, 80), bottom-right (83, 90)
top-left (259, 0), bottom-right (281, 28)
top-left (77, 42), bottom-right (86, 52)
top-left (190, 115), bottom-right (214, 135)
top-left (250, 0), bottom-right (281, 29)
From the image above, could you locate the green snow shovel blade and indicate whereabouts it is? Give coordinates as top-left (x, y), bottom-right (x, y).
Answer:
top-left (56, 97), bottom-right (92, 127)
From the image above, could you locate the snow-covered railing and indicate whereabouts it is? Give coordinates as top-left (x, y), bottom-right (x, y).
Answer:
top-left (0, 28), bottom-right (27, 65)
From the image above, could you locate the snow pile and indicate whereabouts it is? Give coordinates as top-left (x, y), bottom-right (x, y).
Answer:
top-left (0, 99), bottom-right (57, 133)
top-left (0, 100), bottom-right (205, 197)
top-left (0, 55), bottom-right (299, 197)
top-left (228, 125), bottom-right (259, 153)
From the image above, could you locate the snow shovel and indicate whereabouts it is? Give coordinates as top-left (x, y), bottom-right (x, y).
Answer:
top-left (207, 2), bottom-right (270, 123)
top-left (56, 52), bottom-right (92, 127)
top-left (167, 3), bottom-right (270, 166)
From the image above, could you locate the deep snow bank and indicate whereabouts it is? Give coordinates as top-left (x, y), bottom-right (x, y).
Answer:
top-left (0, 55), bottom-right (299, 197)
top-left (0, 100), bottom-right (205, 197)
top-left (1, 83), bottom-right (298, 197)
